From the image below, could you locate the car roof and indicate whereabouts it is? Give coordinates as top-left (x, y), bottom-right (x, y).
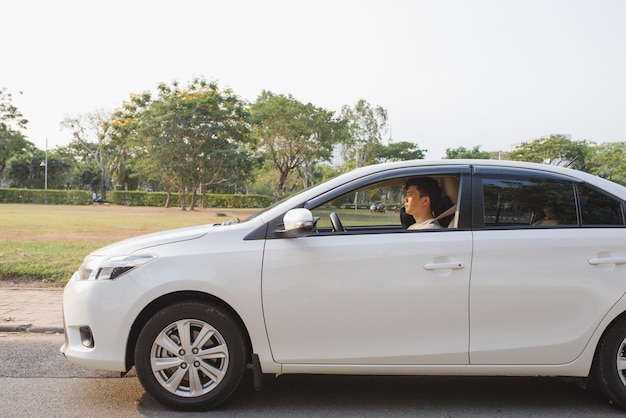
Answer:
top-left (356, 159), bottom-right (626, 195)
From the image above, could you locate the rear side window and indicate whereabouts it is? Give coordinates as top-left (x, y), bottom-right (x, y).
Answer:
top-left (482, 176), bottom-right (578, 228)
top-left (577, 184), bottom-right (624, 226)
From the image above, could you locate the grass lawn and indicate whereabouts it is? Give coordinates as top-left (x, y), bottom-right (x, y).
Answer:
top-left (0, 204), bottom-right (259, 286)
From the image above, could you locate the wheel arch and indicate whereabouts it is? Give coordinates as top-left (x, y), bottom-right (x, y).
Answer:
top-left (124, 291), bottom-right (253, 371)
top-left (592, 310), bottom-right (626, 371)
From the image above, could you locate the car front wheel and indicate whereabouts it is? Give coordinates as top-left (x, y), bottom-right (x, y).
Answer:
top-left (134, 301), bottom-right (246, 411)
top-left (592, 315), bottom-right (626, 409)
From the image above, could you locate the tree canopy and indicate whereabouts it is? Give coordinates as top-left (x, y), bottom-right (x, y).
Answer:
top-left (0, 88), bottom-right (31, 179)
top-left (445, 145), bottom-right (492, 159)
top-left (251, 91), bottom-right (346, 199)
top-left (587, 142), bottom-right (626, 185)
top-left (60, 109), bottom-right (113, 199)
top-left (376, 141), bottom-right (426, 163)
top-left (340, 99), bottom-right (388, 169)
top-left (508, 135), bottom-right (591, 171)
top-left (110, 78), bottom-right (253, 209)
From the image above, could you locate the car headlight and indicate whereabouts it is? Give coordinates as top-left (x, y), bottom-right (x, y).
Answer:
top-left (77, 254), bottom-right (157, 281)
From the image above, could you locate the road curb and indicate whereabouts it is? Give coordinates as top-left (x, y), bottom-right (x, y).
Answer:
top-left (0, 324), bottom-right (64, 334)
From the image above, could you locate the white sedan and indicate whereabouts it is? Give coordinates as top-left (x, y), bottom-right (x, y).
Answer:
top-left (61, 159), bottom-right (626, 411)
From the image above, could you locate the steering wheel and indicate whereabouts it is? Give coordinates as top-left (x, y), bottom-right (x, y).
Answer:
top-left (329, 212), bottom-right (345, 232)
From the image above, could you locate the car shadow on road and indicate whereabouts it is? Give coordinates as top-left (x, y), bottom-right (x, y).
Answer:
top-left (134, 373), bottom-right (621, 417)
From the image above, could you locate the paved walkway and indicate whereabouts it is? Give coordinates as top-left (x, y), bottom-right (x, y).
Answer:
top-left (0, 287), bottom-right (64, 333)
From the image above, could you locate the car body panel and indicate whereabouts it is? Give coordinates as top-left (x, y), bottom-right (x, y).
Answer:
top-left (262, 230), bottom-right (473, 364)
top-left (62, 218), bottom-right (282, 374)
top-left (62, 274), bottom-right (154, 370)
top-left (470, 228), bottom-right (626, 365)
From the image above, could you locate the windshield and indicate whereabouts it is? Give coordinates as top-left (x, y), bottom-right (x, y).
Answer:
top-left (243, 194), bottom-right (302, 222)
top-left (241, 172), bottom-right (354, 223)
top-left (241, 165), bottom-right (390, 224)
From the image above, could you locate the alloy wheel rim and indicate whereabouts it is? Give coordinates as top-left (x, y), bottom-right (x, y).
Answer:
top-left (150, 319), bottom-right (229, 397)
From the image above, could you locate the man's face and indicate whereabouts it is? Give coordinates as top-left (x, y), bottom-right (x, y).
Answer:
top-left (404, 185), bottom-right (429, 217)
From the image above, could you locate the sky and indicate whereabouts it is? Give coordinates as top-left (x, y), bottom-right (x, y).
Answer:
top-left (2, 0), bottom-right (626, 159)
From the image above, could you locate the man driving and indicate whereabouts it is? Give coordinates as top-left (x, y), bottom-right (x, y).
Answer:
top-left (404, 177), bottom-right (443, 230)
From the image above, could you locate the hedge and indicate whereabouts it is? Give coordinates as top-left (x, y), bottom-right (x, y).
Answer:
top-left (0, 188), bottom-right (273, 208)
top-left (0, 188), bottom-right (92, 205)
top-left (108, 191), bottom-right (273, 208)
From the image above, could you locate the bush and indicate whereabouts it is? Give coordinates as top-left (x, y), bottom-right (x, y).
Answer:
top-left (0, 188), bottom-right (91, 205)
top-left (108, 191), bottom-right (273, 208)
top-left (0, 188), bottom-right (273, 208)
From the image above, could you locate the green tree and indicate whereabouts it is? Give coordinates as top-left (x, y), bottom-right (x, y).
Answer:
top-left (72, 159), bottom-right (102, 192)
top-left (376, 141), bottom-right (426, 163)
top-left (340, 99), bottom-right (388, 169)
top-left (60, 109), bottom-right (114, 199)
top-left (112, 78), bottom-right (253, 210)
top-left (445, 145), bottom-right (492, 159)
top-left (587, 142), bottom-right (626, 185)
top-left (0, 88), bottom-right (31, 180)
top-left (109, 92), bottom-right (165, 195)
top-left (5, 151), bottom-right (43, 188)
top-left (508, 135), bottom-right (591, 171)
top-left (251, 91), bottom-right (346, 199)
top-left (5, 148), bottom-right (71, 189)
top-left (55, 144), bottom-right (101, 191)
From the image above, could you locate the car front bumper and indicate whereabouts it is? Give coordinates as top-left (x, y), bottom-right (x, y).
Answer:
top-left (60, 272), bottom-right (151, 372)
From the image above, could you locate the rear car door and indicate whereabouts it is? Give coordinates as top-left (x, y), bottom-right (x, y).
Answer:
top-left (469, 167), bottom-right (626, 364)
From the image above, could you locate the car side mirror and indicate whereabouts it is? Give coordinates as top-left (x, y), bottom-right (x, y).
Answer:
top-left (281, 208), bottom-right (315, 237)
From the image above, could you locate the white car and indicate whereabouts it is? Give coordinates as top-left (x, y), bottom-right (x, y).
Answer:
top-left (61, 159), bottom-right (626, 411)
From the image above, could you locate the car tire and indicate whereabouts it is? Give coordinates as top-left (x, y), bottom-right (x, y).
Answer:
top-left (134, 301), bottom-right (246, 411)
top-left (592, 315), bottom-right (626, 409)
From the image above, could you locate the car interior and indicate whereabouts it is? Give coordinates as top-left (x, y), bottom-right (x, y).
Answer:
top-left (311, 175), bottom-right (461, 232)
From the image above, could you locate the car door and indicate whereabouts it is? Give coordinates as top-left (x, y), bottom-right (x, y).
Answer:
top-left (261, 170), bottom-right (473, 365)
top-left (469, 167), bottom-right (626, 365)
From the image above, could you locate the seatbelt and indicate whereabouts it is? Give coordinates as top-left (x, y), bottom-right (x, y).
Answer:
top-left (435, 204), bottom-right (457, 221)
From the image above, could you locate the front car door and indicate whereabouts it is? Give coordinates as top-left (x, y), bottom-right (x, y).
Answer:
top-left (261, 167), bottom-right (474, 365)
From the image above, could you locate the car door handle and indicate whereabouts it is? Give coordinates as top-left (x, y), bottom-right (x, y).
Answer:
top-left (424, 262), bottom-right (465, 270)
top-left (588, 257), bottom-right (626, 266)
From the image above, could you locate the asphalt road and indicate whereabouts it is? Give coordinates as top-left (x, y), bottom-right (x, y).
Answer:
top-left (0, 333), bottom-right (624, 417)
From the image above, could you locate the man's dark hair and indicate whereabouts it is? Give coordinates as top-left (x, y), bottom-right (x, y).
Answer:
top-left (405, 177), bottom-right (441, 210)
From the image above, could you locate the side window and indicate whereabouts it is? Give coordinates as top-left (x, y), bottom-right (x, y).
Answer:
top-left (577, 184), bottom-right (624, 226)
top-left (310, 175), bottom-right (460, 231)
top-left (312, 182), bottom-right (405, 229)
top-left (482, 176), bottom-right (577, 228)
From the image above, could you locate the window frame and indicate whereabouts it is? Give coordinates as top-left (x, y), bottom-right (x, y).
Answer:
top-left (261, 166), bottom-right (472, 239)
top-left (575, 182), bottom-right (626, 227)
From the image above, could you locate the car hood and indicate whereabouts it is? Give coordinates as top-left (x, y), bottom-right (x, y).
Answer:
top-left (91, 224), bottom-right (216, 256)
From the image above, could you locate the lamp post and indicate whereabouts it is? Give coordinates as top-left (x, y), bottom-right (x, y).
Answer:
top-left (39, 137), bottom-right (48, 204)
